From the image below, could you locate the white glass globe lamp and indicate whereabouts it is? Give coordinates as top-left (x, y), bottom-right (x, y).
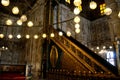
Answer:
top-left (73, 0), bottom-right (82, 6)
top-left (74, 7), bottom-right (80, 15)
top-left (6, 19), bottom-right (12, 25)
top-left (8, 34), bottom-right (13, 39)
top-left (74, 16), bottom-right (80, 23)
top-left (17, 19), bottom-right (22, 25)
top-left (75, 23), bottom-right (80, 29)
top-left (27, 21), bottom-right (33, 27)
top-left (75, 28), bottom-right (80, 33)
top-left (34, 35), bottom-right (39, 39)
top-left (96, 46), bottom-right (99, 50)
top-left (0, 34), bottom-right (4, 38)
top-left (42, 33), bottom-right (47, 38)
top-left (67, 31), bottom-right (71, 37)
top-left (1, 0), bottom-right (10, 6)
top-left (20, 15), bottom-right (27, 22)
top-left (103, 46), bottom-right (106, 49)
top-left (109, 46), bottom-right (113, 49)
top-left (12, 6), bottom-right (19, 14)
top-left (89, 1), bottom-right (97, 10)
top-left (59, 31), bottom-right (63, 36)
top-left (50, 33), bottom-right (55, 37)
top-left (17, 34), bottom-right (21, 39)
top-left (104, 7), bottom-right (112, 15)
top-left (26, 34), bottom-right (30, 39)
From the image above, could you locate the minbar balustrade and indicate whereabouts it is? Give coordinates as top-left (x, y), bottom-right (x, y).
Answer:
top-left (46, 69), bottom-right (119, 80)
top-left (48, 27), bottom-right (117, 76)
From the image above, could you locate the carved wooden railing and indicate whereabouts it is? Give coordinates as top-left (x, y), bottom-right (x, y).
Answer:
top-left (49, 28), bottom-right (118, 77)
top-left (46, 69), bottom-right (120, 80)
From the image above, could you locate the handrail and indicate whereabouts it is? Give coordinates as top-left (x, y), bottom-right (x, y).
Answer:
top-left (49, 27), bottom-right (118, 76)
top-left (62, 34), bottom-right (118, 75)
top-left (51, 37), bottom-right (95, 72)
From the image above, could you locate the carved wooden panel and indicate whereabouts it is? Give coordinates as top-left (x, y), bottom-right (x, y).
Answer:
top-left (50, 45), bottom-right (58, 68)
top-left (61, 51), bottom-right (87, 73)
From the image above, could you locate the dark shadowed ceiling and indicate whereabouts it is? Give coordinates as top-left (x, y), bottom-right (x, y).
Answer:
top-left (59, 0), bottom-right (105, 21)
top-left (0, 0), bottom-right (105, 20)
top-left (80, 0), bottom-right (105, 21)
top-left (0, 0), bottom-right (37, 17)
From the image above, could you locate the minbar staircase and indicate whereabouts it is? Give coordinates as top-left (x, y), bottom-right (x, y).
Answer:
top-left (47, 28), bottom-right (120, 80)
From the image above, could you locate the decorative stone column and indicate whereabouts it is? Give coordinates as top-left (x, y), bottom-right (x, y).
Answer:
top-left (105, 0), bottom-right (120, 75)
top-left (24, 0), bottom-right (46, 79)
